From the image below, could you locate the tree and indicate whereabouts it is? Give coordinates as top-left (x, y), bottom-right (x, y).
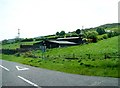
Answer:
top-left (96, 27), bottom-right (106, 35)
top-left (75, 29), bottom-right (81, 35)
top-left (87, 31), bottom-right (98, 43)
top-left (56, 32), bottom-right (59, 36)
top-left (2, 39), bottom-right (8, 44)
top-left (59, 31), bottom-right (65, 37)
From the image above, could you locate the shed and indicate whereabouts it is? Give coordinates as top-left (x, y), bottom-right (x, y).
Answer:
top-left (44, 40), bottom-right (77, 48)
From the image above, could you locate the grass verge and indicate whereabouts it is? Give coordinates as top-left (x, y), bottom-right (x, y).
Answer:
top-left (1, 54), bottom-right (119, 78)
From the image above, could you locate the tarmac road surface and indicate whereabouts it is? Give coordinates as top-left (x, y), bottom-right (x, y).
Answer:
top-left (0, 59), bottom-right (119, 88)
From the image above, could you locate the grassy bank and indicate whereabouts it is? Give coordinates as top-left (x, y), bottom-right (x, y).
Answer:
top-left (1, 54), bottom-right (119, 78)
top-left (2, 41), bottom-right (40, 49)
top-left (1, 36), bottom-right (119, 78)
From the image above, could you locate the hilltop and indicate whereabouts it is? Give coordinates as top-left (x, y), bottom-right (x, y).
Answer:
top-left (98, 23), bottom-right (119, 29)
top-left (1, 23), bottom-right (120, 45)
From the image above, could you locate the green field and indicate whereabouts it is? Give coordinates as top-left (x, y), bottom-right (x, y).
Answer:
top-left (1, 36), bottom-right (119, 78)
top-left (2, 41), bottom-right (40, 49)
top-left (2, 43), bottom-right (20, 49)
top-left (45, 36), bottom-right (118, 57)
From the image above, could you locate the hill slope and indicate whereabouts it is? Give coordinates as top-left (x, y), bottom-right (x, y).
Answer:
top-left (45, 36), bottom-right (118, 59)
top-left (2, 36), bottom-right (119, 78)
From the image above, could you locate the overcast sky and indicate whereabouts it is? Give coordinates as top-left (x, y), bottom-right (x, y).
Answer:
top-left (0, 0), bottom-right (119, 40)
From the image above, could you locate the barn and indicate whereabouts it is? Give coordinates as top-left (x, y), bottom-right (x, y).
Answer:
top-left (21, 37), bottom-right (84, 50)
top-left (33, 37), bottom-right (83, 49)
top-left (44, 40), bottom-right (77, 48)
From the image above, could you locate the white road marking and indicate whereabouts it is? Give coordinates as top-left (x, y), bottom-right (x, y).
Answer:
top-left (0, 65), bottom-right (10, 71)
top-left (16, 66), bottom-right (29, 71)
top-left (18, 76), bottom-right (40, 87)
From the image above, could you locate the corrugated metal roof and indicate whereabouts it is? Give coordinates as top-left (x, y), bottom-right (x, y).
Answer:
top-left (57, 37), bottom-right (79, 40)
top-left (48, 40), bottom-right (77, 44)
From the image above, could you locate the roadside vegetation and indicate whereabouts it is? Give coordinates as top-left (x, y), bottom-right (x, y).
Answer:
top-left (1, 36), bottom-right (119, 78)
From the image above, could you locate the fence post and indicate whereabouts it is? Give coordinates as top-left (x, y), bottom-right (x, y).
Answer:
top-left (86, 54), bottom-right (90, 59)
top-left (104, 54), bottom-right (107, 59)
top-left (88, 54), bottom-right (91, 59)
top-left (73, 53), bottom-right (75, 58)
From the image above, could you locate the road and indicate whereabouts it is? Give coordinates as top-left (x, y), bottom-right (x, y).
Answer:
top-left (0, 59), bottom-right (119, 88)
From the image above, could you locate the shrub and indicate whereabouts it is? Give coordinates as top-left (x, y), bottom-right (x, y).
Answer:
top-left (15, 53), bottom-right (20, 57)
top-left (86, 31), bottom-right (98, 43)
top-left (97, 36), bottom-right (103, 41)
top-left (107, 32), bottom-right (114, 38)
top-left (102, 34), bottom-right (108, 39)
top-left (96, 27), bottom-right (106, 35)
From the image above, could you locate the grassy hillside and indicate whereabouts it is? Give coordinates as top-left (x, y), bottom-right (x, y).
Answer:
top-left (45, 36), bottom-right (118, 58)
top-left (98, 23), bottom-right (119, 33)
top-left (98, 23), bottom-right (119, 28)
top-left (2, 43), bottom-right (20, 49)
top-left (1, 36), bottom-right (119, 78)
top-left (2, 41), bottom-right (40, 49)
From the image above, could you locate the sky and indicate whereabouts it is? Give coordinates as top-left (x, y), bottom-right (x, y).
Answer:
top-left (0, 0), bottom-right (119, 41)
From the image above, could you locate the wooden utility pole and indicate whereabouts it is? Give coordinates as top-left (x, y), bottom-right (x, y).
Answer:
top-left (82, 26), bottom-right (84, 30)
top-left (18, 29), bottom-right (20, 38)
top-left (18, 29), bottom-right (21, 48)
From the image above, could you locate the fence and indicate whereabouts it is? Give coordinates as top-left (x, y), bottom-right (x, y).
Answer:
top-left (44, 53), bottom-right (119, 60)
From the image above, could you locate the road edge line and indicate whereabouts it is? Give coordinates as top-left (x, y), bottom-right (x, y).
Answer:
top-left (0, 65), bottom-right (10, 71)
top-left (18, 76), bottom-right (40, 87)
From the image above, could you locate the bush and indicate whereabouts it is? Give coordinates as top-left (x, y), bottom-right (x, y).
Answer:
top-left (102, 34), bottom-right (108, 39)
top-left (97, 36), bottom-right (103, 41)
top-left (15, 53), bottom-right (20, 57)
top-left (96, 27), bottom-right (106, 35)
top-left (86, 31), bottom-right (98, 43)
top-left (107, 32), bottom-right (114, 38)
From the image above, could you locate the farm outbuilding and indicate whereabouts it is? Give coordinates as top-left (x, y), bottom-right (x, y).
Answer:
top-left (20, 37), bottom-right (84, 50)
top-left (32, 40), bottom-right (77, 49)
top-left (43, 40), bottom-right (77, 48)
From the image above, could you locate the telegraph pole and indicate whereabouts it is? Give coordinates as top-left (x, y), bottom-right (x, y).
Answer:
top-left (18, 29), bottom-right (21, 48)
top-left (82, 26), bottom-right (84, 30)
top-left (81, 26), bottom-right (84, 38)
top-left (18, 29), bottom-right (20, 38)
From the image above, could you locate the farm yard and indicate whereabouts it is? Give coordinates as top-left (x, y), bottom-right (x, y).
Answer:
top-left (1, 36), bottom-right (119, 78)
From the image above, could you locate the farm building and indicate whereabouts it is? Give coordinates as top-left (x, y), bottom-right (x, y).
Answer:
top-left (43, 40), bottom-right (77, 48)
top-left (20, 37), bottom-right (84, 50)
top-left (33, 37), bottom-right (83, 49)
top-left (32, 40), bottom-right (77, 49)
